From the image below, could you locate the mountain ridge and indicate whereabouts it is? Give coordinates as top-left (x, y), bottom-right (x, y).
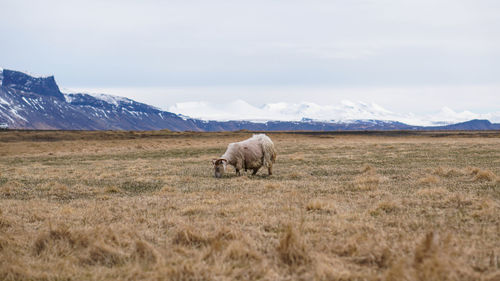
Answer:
top-left (167, 99), bottom-right (500, 126)
top-left (0, 68), bottom-right (499, 131)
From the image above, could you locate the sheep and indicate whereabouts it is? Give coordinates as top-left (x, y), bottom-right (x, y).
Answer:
top-left (212, 134), bottom-right (276, 178)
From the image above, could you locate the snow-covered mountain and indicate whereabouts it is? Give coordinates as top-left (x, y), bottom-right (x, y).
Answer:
top-left (168, 100), bottom-right (500, 126)
top-left (0, 68), bottom-right (499, 131)
top-left (168, 100), bottom-right (402, 123)
top-left (0, 69), bottom-right (201, 130)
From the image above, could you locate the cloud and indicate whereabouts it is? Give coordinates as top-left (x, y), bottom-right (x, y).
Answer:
top-left (1, 0), bottom-right (499, 88)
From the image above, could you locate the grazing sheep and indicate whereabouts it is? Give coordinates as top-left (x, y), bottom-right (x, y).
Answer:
top-left (212, 134), bottom-right (276, 178)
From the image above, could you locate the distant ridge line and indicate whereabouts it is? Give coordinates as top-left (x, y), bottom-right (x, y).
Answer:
top-left (0, 68), bottom-right (499, 131)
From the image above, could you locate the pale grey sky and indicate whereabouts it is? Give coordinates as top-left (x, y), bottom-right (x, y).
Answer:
top-left (1, 0), bottom-right (499, 115)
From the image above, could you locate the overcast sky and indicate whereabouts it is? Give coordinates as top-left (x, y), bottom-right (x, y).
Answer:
top-left (1, 0), bottom-right (499, 117)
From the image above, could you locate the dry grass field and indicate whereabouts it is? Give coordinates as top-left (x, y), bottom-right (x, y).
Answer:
top-left (0, 130), bottom-right (499, 281)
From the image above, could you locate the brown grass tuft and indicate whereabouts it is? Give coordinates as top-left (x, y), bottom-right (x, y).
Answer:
top-left (34, 227), bottom-right (73, 255)
top-left (385, 231), bottom-right (476, 281)
top-left (163, 263), bottom-right (212, 281)
top-left (446, 193), bottom-right (473, 209)
top-left (0, 181), bottom-right (23, 197)
top-left (370, 201), bottom-right (400, 216)
top-left (223, 240), bottom-right (262, 262)
top-left (130, 240), bottom-right (158, 265)
top-left (413, 232), bottom-right (465, 281)
top-left (105, 185), bottom-right (122, 193)
top-left (265, 183), bottom-right (282, 189)
top-left (0, 216), bottom-right (12, 229)
top-left (51, 183), bottom-right (68, 194)
top-left (418, 175), bottom-right (439, 185)
top-left (213, 227), bottom-right (240, 242)
top-left (464, 166), bottom-right (497, 181)
top-left (33, 226), bottom-right (90, 258)
top-left (361, 164), bottom-right (375, 173)
top-left (84, 243), bottom-right (126, 267)
top-left (305, 199), bottom-right (324, 211)
top-left (352, 163), bottom-right (384, 191)
top-left (472, 169), bottom-right (496, 182)
top-left (157, 185), bottom-right (176, 193)
top-left (289, 172), bottom-right (305, 180)
top-left (173, 227), bottom-right (211, 247)
top-left (0, 237), bottom-right (9, 251)
top-left (433, 166), bottom-right (464, 177)
top-left (417, 187), bottom-right (449, 199)
top-left (0, 263), bottom-right (34, 281)
top-left (276, 224), bottom-right (311, 267)
top-left (353, 174), bottom-right (381, 191)
top-left (305, 199), bottom-right (333, 213)
top-left (413, 232), bottom-right (441, 264)
top-left (333, 233), bottom-right (393, 269)
top-left (465, 166), bottom-right (481, 176)
top-left (472, 199), bottom-right (499, 222)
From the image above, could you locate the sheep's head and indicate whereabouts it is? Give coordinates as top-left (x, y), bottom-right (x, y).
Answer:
top-left (212, 159), bottom-right (227, 178)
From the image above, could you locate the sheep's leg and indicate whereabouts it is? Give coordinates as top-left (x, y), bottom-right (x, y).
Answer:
top-left (235, 161), bottom-right (243, 176)
top-left (268, 165), bottom-right (273, 175)
top-left (252, 167), bottom-right (260, 175)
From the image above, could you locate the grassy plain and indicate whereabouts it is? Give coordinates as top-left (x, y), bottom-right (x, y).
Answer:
top-left (0, 130), bottom-right (499, 280)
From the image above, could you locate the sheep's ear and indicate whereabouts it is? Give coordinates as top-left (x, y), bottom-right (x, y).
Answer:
top-left (221, 159), bottom-right (228, 163)
top-left (211, 159), bottom-right (217, 165)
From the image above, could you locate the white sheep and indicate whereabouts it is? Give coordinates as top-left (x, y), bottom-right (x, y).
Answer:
top-left (212, 134), bottom-right (276, 178)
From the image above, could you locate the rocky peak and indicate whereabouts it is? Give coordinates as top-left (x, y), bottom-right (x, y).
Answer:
top-left (1, 69), bottom-right (64, 100)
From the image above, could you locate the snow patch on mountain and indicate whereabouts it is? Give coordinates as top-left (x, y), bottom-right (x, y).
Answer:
top-left (90, 93), bottom-right (130, 106)
top-left (0, 96), bottom-right (9, 106)
top-left (62, 88), bottom-right (132, 107)
top-left (63, 94), bottom-right (74, 103)
top-left (9, 106), bottom-right (27, 121)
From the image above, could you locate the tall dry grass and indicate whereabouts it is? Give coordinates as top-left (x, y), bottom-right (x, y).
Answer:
top-left (0, 130), bottom-right (499, 280)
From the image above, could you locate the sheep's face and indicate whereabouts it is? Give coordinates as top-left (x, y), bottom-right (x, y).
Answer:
top-left (212, 159), bottom-right (227, 178)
